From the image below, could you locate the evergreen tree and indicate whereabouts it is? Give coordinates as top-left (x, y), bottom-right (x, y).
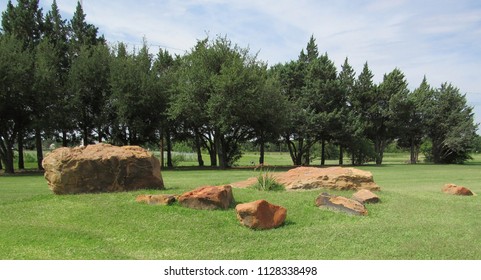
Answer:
top-left (0, 35), bottom-right (33, 173)
top-left (425, 83), bottom-right (477, 163)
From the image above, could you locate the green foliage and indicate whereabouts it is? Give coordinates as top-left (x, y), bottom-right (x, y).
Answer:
top-left (251, 167), bottom-right (285, 191)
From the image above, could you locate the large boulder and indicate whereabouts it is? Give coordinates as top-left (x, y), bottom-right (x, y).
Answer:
top-left (43, 143), bottom-right (164, 194)
top-left (278, 167), bottom-right (380, 191)
top-left (178, 185), bottom-right (235, 210)
top-left (235, 200), bottom-right (287, 230)
top-left (315, 193), bottom-right (368, 216)
top-left (230, 166), bottom-right (380, 191)
top-left (442, 184), bottom-right (474, 196)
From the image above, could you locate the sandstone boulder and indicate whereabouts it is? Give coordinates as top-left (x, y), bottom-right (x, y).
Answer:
top-left (315, 193), bottom-right (368, 216)
top-left (178, 185), bottom-right (235, 210)
top-left (235, 200), bottom-right (287, 230)
top-left (230, 166), bottom-right (380, 191)
top-left (442, 184), bottom-right (474, 196)
top-left (43, 143), bottom-right (164, 194)
top-left (136, 194), bottom-right (176, 205)
top-left (352, 189), bottom-right (380, 204)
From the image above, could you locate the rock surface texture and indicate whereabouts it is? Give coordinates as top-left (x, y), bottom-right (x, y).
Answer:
top-left (352, 189), bottom-right (380, 204)
top-left (230, 166), bottom-right (380, 191)
top-left (442, 184), bottom-right (474, 196)
top-left (235, 199), bottom-right (287, 230)
top-left (43, 143), bottom-right (164, 194)
top-left (178, 185), bottom-right (235, 210)
top-left (315, 193), bottom-right (368, 216)
top-left (136, 194), bottom-right (176, 205)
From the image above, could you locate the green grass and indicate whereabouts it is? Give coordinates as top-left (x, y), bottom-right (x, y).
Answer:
top-left (1, 155), bottom-right (481, 259)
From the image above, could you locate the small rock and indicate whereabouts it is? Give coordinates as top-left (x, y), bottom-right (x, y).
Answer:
top-left (442, 184), bottom-right (474, 196)
top-left (136, 194), bottom-right (176, 205)
top-left (315, 193), bottom-right (368, 216)
top-left (235, 199), bottom-right (287, 230)
top-left (178, 185), bottom-right (235, 210)
top-left (352, 189), bottom-right (380, 204)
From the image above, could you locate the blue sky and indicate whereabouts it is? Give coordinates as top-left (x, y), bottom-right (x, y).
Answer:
top-left (3, 0), bottom-right (481, 127)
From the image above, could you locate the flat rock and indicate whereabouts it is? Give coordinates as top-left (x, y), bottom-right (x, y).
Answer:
top-left (442, 184), bottom-right (474, 196)
top-left (43, 143), bottom-right (164, 194)
top-left (352, 189), bottom-right (380, 204)
top-left (235, 199), bottom-right (287, 230)
top-left (178, 185), bottom-right (235, 210)
top-left (315, 192), bottom-right (368, 216)
top-left (230, 166), bottom-right (380, 191)
top-left (136, 194), bottom-right (176, 205)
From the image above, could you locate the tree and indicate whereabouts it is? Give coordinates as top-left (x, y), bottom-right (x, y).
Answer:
top-left (425, 83), bottom-right (477, 163)
top-left (69, 1), bottom-right (104, 55)
top-left (397, 76), bottom-right (433, 163)
top-left (44, 0), bottom-right (73, 147)
top-left (171, 36), bottom-right (267, 168)
top-left (304, 52), bottom-right (344, 165)
top-left (336, 57), bottom-right (359, 165)
top-left (1, 0), bottom-right (43, 170)
top-left (251, 68), bottom-right (288, 165)
top-left (68, 44), bottom-right (111, 145)
top-left (277, 37), bottom-right (320, 165)
top-left (0, 35), bottom-right (33, 173)
top-left (349, 62), bottom-right (377, 165)
top-left (365, 68), bottom-right (409, 165)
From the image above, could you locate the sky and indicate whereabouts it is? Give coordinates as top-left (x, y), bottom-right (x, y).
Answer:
top-left (2, 0), bottom-right (481, 127)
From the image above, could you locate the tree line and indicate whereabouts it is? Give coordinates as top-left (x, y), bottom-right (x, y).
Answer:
top-left (0, 0), bottom-right (478, 173)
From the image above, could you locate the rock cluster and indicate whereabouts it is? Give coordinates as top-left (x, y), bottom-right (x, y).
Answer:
top-left (43, 143), bottom-right (164, 194)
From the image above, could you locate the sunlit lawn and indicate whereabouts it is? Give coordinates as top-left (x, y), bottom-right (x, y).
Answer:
top-left (0, 152), bottom-right (480, 259)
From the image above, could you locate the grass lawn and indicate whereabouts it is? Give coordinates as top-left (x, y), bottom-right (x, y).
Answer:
top-left (1, 153), bottom-right (480, 259)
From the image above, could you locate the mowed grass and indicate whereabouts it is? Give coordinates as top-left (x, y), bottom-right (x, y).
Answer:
top-left (1, 155), bottom-right (481, 259)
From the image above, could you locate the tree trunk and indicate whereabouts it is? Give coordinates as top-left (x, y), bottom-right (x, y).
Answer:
top-left (62, 130), bottom-right (68, 147)
top-left (159, 135), bottom-right (164, 168)
top-left (216, 133), bottom-right (228, 169)
top-left (166, 129), bottom-right (173, 168)
top-left (18, 133), bottom-right (25, 170)
top-left (259, 139), bottom-right (265, 165)
top-left (194, 131), bottom-right (204, 167)
top-left (320, 138), bottom-right (326, 166)
top-left (410, 138), bottom-right (416, 164)
top-left (83, 127), bottom-right (89, 146)
top-left (339, 145), bottom-right (344, 165)
top-left (35, 128), bottom-right (44, 170)
top-left (0, 158), bottom-right (2, 170)
top-left (1, 144), bottom-right (15, 174)
top-left (374, 138), bottom-right (383, 165)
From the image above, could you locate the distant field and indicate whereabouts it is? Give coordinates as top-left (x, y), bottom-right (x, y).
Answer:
top-left (1, 153), bottom-right (480, 259)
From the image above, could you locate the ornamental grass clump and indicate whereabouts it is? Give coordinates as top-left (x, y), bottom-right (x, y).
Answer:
top-left (252, 167), bottom-right (285, 191)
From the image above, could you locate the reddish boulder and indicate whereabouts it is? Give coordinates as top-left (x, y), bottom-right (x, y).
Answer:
top-left (230, 166), bottom-right (380, 191)
top-left (136, 194), bottom-right (176, 205)
top-left (352, 189), bottom-right (380, 204)
top-left (178, 185), bottom-right (235, 210)
top-left (43, 143), bottom-right (164, 194)
top-left (442, 184), bottom-right (474, 196)
top-left (315, 193), bottom-right (368, 216)
top-left (235, 200), bottom-right (287, 230)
